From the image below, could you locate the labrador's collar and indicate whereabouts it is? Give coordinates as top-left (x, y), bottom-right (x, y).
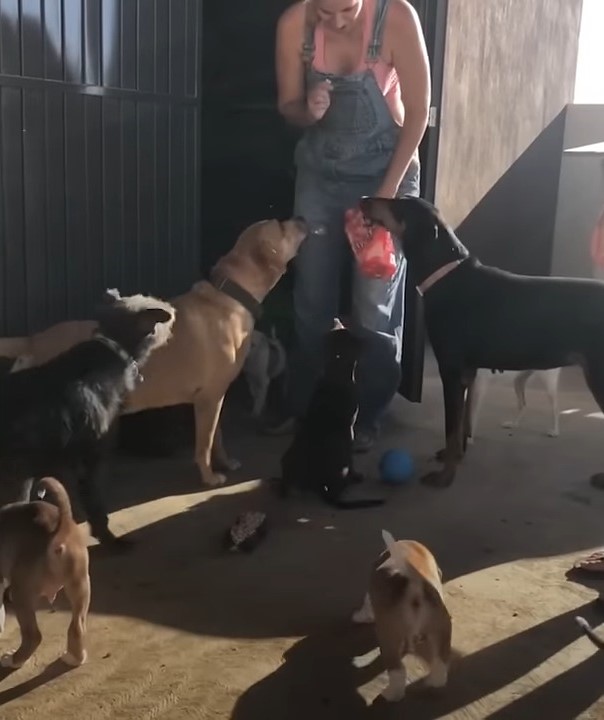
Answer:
top-left (93, 333), bottom-right (143, 386)
top-left (210, 275), bottom-right (263, 321)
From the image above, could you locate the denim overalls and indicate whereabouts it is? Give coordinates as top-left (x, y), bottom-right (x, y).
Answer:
top-left (288, 0), bottom-right (420, 431)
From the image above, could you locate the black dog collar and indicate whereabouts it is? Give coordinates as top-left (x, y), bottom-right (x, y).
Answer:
top-left (93, 333), bottom-right (143, 385)
top-left (211, 275), bottom-right (263, 321)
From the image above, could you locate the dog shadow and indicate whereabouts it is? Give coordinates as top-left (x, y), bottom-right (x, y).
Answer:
top-left (0, 659), bottom-right (72, 705)
top-left (230, 622), bottom-right (376, 720)
top-left (231, 601), bottom-right (604, 720)
top-left (565, 567), bottom-right (604, 595)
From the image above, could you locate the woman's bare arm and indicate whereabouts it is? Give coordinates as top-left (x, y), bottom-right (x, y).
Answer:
top-left (276, 3), bottom-right (317, 127)
top-left (377, 0), bottom-right (431, 197)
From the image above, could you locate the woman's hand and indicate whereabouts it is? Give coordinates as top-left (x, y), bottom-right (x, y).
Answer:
top-left (307, 80), bottom-right (332, 121)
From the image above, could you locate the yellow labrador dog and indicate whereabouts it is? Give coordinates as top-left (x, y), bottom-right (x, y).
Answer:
top-left (0, 218), bottom-right (307, 487)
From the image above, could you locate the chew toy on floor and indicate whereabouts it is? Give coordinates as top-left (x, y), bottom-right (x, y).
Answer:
top-left (223, 511), bottom-right (268, 552)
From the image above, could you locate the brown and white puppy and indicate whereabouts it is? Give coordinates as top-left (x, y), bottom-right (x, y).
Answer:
top-left (352, 530), bottom-right (451, 702)
top-left (0, 477), bottom-right (90, 669)
top-left (0, 218), bottom-right (307, 487)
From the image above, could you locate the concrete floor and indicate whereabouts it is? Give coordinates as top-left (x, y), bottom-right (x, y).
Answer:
top-left (2, 354), bottom-right (604, 719)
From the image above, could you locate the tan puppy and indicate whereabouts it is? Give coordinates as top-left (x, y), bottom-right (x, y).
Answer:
top-left (0, 477), bottom-right (90, 669)
top-left (352, 530), bottom-right (451, 702)
top-left (0, 218), bottom-right (307, 487)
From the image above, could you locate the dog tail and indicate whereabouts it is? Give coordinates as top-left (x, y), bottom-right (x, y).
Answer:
top-left (10, 353), bottom-right (34, 373)
top-left (382, 529), bottom-right (408, 572)
top-left (37, 477), bottom-right (73, 543)
top-left (576, 616), bottom-right (604, 650)
top-left (0, 337), bottom-right (29, 359)
top-left (352, 647), bottom-right (380, 669)
top-left (321, 487), bottom-right (385, 509)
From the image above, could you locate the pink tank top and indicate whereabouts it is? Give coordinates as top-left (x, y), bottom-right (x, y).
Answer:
top-left (311, 0), bottom-right (404, 124)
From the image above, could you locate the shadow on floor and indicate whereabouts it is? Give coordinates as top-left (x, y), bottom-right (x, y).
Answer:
top-left (23, 358), bottom-right (604, 717)
top-left (77, 458), bottom-right (604, 642)
top-left (231, 601), bottom-right (604, 720)
top-left (0, 660), bottom-right (72, 707)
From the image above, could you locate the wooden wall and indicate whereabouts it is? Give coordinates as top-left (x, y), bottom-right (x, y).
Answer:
top-left (435, 0), bottom-right (583, 272)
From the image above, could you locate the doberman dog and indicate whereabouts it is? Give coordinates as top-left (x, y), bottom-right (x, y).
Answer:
top-left (360, 195), bottom-right (604, 489)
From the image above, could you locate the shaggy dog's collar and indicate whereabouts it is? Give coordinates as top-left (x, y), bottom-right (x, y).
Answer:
top-left (93, 334), bottom-right (143, 388)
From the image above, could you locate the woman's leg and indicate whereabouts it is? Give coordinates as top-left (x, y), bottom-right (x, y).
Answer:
top-left (352, 263), bottom-right (406, 434)
top-left (278, 173), bottom-right (349, 423)
top-left (351, 166), bottom-right (420, 447)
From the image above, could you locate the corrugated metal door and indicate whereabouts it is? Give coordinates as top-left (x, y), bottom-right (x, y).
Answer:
top-left (201, 0), bottom-right (296, 274)
top-left (0, 0), bottom-right (201, 335)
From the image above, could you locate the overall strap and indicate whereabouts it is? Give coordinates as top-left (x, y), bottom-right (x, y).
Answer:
top-left (301, 2), bottom-right (316, 65)
top-left (367, 0), bottom-right (390, 64)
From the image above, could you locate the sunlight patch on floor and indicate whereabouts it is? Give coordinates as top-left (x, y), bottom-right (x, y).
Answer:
top-left (103, 480), bottom-right (264, 538)
top-left (585, 412), bottom-right (604, 421)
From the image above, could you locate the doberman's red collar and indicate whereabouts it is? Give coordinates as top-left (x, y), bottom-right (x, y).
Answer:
top-left (417, 258), bottom-right (467, 297)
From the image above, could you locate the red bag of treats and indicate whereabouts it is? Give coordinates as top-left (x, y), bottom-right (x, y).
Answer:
top-left (344, 208), bottom-right (397, 279)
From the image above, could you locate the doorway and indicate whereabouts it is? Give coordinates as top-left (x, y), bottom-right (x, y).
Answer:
top-left (411, 0), bottom-right (448, 200)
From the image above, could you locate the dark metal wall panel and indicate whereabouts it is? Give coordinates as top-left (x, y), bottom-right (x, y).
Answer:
top-left (0, 0), bottom-right (202, 335)
top-left (410, 0), bottom-right (447, 202)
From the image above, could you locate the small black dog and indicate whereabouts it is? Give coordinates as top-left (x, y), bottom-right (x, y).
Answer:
top-left (278, 320), bottom-right (384, 509)
top-left (0, 289), bottom-right (175, 548)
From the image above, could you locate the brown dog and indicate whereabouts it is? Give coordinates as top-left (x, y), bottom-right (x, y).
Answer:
top-left (0, 321), bottom-right (97, 368)
top-left (352, 530), bottom-right (451, 702)
top-left (0, 218), bottom-right (307, 487)
top-left (0, 477), bottom-right (90, 669)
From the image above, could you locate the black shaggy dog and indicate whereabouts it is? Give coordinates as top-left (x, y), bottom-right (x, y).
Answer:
top-left (0, 289), bottom-right (175, 548)
top-left (278, 320), bottom-right (384, 509)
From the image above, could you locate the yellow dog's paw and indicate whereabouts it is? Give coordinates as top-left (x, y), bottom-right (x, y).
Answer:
top-left (204, 472), bottom-right (227, 488)
top-left (62, 650), bottom-right (87, 667)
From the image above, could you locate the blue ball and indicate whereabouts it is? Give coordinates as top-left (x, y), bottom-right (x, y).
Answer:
top-left (379, 449), bottom-right (415, 485)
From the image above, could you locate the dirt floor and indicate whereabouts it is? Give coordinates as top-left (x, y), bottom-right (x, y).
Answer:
top-left (2, 354), bottom-right (604, 719)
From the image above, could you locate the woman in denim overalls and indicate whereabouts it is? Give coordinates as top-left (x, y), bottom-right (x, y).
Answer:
top-left (274, 0), bottom-right (430, 448)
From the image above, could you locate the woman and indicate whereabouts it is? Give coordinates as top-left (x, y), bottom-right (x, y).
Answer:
top-left (271, 0), bottom-right (430, 449)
